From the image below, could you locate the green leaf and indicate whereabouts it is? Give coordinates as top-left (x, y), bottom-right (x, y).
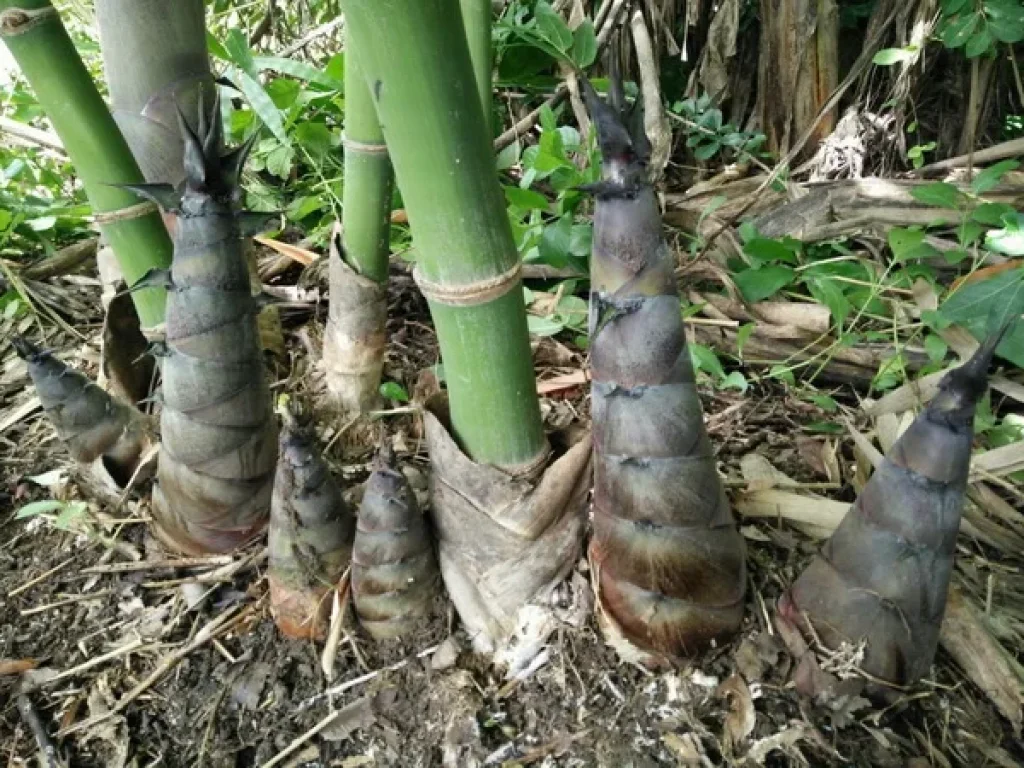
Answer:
top-left (54, 501), bottom-right (88, 531)
top-left (234, 69), bottom-right (289, 143)
top-left (504, 186), bottom-right (549, 211)
top-left (964, 27), bottom-right (994, 57)
top-left (721, 371), bottom-right (748, 392)
top-left (379, 381), bottom-right (410, 402)
top-left (539, 216), bottom-right (573, 265)
top-left (924, 334), bottom-right (949, 363)
top-left (734, 265), bottom-right (796, 303)
top-left (941, 11), bottom-right (981, 48)
top-left (294, 122), bottom-right (334, 157)
top-left (694, 141), bottom-right (722, 161)
top-left (689, 343), bottom-right (726, 379)
top-left (940, 266), bottom-right (1024, 365)
top-left (569, 20), bottom-right (597, 67)
top-left (265, 143), bottom-right (295, 178)
top-left (808, 393), bottom-right (839, 412)
top-left (265, 78), bottom-right (300, 109)
top-left (888, 227), bottom-right (940, 261)
top-left (496, 141), bottom-right (521, 171)
top-left (735, 322), bottom-right (756, 358)
top-left (970, 159), bottom-right (1020, 195)
top-left (251, 56), bottom-right (343, 89)
top-left (527, 314), bottom-right (565, 336)
top-left (15, 499), bottom-right (64, 519)
top-left (223, 29), bottom-right (256, 77)
top-left (743, 237), bottom-right (799, 266)
top-left (806, 421), bottom-right (845, 434)
top-left (807, 277), bottom-right (851, 327)
top-left (909, 181), bottom-right (963, 209)
top-left (971, 201), bottom-right (1015, 226)
top-left (941, 0), bottom-right (970, 15)
top-left (873, 47), bottom-right (916, 65)
top-left (206, 31), bottom-right (230, 61)
top-left (533, 1), bottom-right (573, 53)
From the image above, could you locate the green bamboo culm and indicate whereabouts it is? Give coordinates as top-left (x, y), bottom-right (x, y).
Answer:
top-left (460, 0), bottom-right (493, 134)
top-left (0, 0), bottom-right (171, 329)
top-left (340, 0), bottom-right (545, 469)
top-left (322, 36), bottom-right (394, 412)
top-left (341, 38), bottom-right (393, 284)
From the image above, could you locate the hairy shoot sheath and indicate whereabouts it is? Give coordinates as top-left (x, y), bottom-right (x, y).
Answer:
top-left (352, 446), bottom-right (439, 639)
top-left (268, 420), bottom-right (354, 640)
top-left (780, 329), bottom-right (1008, 687)
top-left (14, 337), bottom-right (151, 489)
top-left (584, 76), bottom-right (746, 663)
top-left (127, 104), bottom-right (278, 555)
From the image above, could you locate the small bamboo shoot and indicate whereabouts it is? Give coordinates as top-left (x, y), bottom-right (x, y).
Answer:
top-left (14, 338), bottom-right (150, 488)
top-left (268, 420), bottom-right (354, 640)
top-left (352, 446), bottom-right (439, 639)
top-left (780, 330), bottom-right (1009, 687)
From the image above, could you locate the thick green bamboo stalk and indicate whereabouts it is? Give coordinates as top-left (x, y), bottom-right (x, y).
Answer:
top-left (341, 38), bottom-right (392, 283)
top-left (95, 0), bottom-right (213, 185)
top-left (460, 0), bottom-right (493, 133)
top-left (341, 0), bottom-right (545, 468)
top-left (0, 0), bottom-right (171, 329)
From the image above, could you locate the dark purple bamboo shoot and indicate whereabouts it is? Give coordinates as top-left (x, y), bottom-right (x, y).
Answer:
top-left (779, 331), bottom-right (1008, 687)
top-left (352, 447), bottom-right (439, 639)
top-left (14, 337), bottom-right (150, 488)
top-left (584, 77), bottom-right (746, 662)
top-left (127, 104), bottom-right (278, 554)
top-left (268, 420), bottom-right (354, 640)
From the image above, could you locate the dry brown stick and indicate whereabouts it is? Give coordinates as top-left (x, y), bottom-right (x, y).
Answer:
top-left (10, 558), bottom-right (75, 598)
top-left (0, 116), bottom-right (64, 153)
top-left (80, 555), bottom-right (235, 575)
top-left (914, 137), bottom-right (1024, 177)
top-left (16, 691), bottom-right (66, 768)
top-left (263, 703), bottom-right (358, 768)
top-left (17, 238), bottom-right (98, 281)
top-left (58, 605), bottom-right (247, 737)
top-left (694, 2), bottom-right (899, 259)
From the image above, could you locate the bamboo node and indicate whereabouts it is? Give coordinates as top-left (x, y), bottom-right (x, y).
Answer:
top-left (342, 136), bottom-right (388, 155)
top-left (93, 201), bottom-right (159, 225)
top-left (413, 261), bottom-right (522, 308)
top-left (0, 5), bottom-right (56, 36)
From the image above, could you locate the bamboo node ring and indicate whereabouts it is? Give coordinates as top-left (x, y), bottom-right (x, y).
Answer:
top-left (413, 261), bottom-right (522, 308)
top-left (342, 136), bottom-right (388, 155)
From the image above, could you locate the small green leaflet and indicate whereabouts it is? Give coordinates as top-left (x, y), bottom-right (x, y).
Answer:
top-left (734, 265), bottom-right (796, 303)
top-left (379, 381), bottom-right (410, 403)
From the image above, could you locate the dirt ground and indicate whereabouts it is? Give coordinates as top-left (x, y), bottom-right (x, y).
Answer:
top-left (1, 264), bottom-right (1022, 768)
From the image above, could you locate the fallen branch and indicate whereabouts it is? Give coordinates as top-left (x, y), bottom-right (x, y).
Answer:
top-left (914, 137), bottom-right (1024, 177)
top-left (0, 115), bottom-right (64, 154)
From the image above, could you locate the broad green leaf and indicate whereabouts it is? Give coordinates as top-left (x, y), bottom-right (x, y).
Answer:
top-left (807, 276), bottom-right (851, 327)
top-left (569, 20), bottom-right (597, 67)
top-left (909, 181), bottom-right (963, 209)
top-left (504, 186), bottom-right (549, 211)
top-left (808, 393), bottom-right (839, 412)
top-left (206, 31), bottom-right (230, 61)
top-left (265, 78), bottom-right (300, 110)
top-left (721, 371), bottom-right (748, 392)
top-left (15, 499), bottom-right (64, 519)
top-left (941, 12), bottom-right (981, 48)
top-left (970, 159), bottom-right (1020, 194)
top-left (294, 122), bottom-right (335, 156)
top-left (54, 501), bottom-right (87, 531)
top-left (873, 47), bottom-right (915, 65)
top-left (379, 381), bottom-right (410, 402)
top-left (265, 143), bottom-right (295, 178)
top-left (964, 27), bottom-right (994, 57)
top-left (971, 201), bottom-right (1015, 226)
top-left (252, 56), bottom-right (343, 89)
top-left (743, 237), bottom-right (799, 266)
top-left (924, 334), bottom-right (949, 363)
top-left (496, 141), bottom-right (521, 171)
top-left (941, 0), bottom-right (970, 15)
top-left (694, 141), bottom-right (721, 161)
top-left (940, 266), bottom-right (1024, 365)
top-left (689, 343), bottom-right (726, 379)
top-left (527, 314), bottom-right (566, 336)
top-left (733, 265), bottom-right (796, 302)
top-left (534, 2), bottom-right (573, 52)
top-left (888, 227), bottom-right (940, 261)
